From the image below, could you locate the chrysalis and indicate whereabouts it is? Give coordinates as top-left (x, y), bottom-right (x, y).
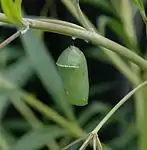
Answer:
top-left (56, 46), bottom-right (89, 106)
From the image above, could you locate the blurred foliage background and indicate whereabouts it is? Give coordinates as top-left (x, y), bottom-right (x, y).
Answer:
top-left (0, 0), bottom-right (147, 150)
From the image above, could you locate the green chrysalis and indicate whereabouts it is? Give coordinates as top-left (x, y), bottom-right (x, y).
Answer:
top-left (56, 46), bottom-right (89, 106)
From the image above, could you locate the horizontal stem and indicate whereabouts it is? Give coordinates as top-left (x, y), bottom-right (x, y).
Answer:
top-left (25, 19), bottom-right (147, 70)
top-left (0, 13), bottom-right (147, 70)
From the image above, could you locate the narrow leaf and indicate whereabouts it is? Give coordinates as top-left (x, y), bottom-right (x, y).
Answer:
top-left (10, 127), bottom-right (65, 150)
top-left (0, 56), bottom-right (34, 121)
top-left (1, 0), bottom-right (23, 24)
top-left (21, 30), bottom-right (75, 121)
top-left (133, 0), bottom-right (147, 22)
top-left (1, 57), bottom-right (33, 86)
top-left (0, 95), bottom-right (10, 121)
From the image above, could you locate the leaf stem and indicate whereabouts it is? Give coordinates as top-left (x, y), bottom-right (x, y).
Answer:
top-left (92, 81), bottom-right (147, 133)
top-left (0, 13), bottom-right (147, 70)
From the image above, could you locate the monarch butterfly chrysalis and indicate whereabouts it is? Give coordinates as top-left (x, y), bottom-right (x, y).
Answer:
top-left (56, 46), bottom-right (89, 106)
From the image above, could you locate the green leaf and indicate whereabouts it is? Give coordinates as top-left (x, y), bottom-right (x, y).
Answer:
top-left (10, 127), bottom-right (66, 150)
top-left (21, 30), bottom-right (75, 121)
top-left (87, 16), bottom-right (130, 64)
top-left (86, 46), bottom-right (111, 64)
top-left (119, 0), bottom-right (139, 52)
top-left (3, 119), bottom-right (30, 131)
top-left (0, 56), bottom-right (34, 121)
top-left (1, 0), bottom-right (23, 24)
top-left (81, 0), bottom-right (113, 13)
top-left (1, 57), bottom-right (33, 86)
top-left (2, 46), bottom-right (23, 60)
top-left (134, 0), bottom-right (145, 12)
top-left (0, 95), bottom-right (10, 121)
top-left (0, 126), bottom-right (16, 147)
top-left (133, 0), bottom-right (147, 22)
top-left (0, 46), bottom-right (23, 69)
top-left (97, 16), bottom-right (130, 45)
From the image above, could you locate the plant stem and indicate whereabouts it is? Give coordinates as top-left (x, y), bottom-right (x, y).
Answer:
top-left (68, 1), bottom-right (142, 148)
top-left (103, 49), bottom-right (140, 85)
top-left (96, 136), bottom-right (103, 150)
top-left (62, 134), bottom-right (89, 150)
top-left (79, 134), bottom-right (93, 150)
top-left (72, 1), bottom-right (93, 31)
top-left (56, 1), bottom-right (144, 98)
top-left (61, 0), bottom-right (96, 31)
top-left (62, 0), bottom-right (140, 85)
top-left (118, 2), bottom-right (147, 150)
top-left (139, 87), bottom-right (147, 150)
top-left (93, 136), bottom-right (97, 150)
top-left (92, 81), bottom-right (147, 133)
top-left (0, 30), bottom-right (21, 49)
top-left (0, 13), bottom-right (147, 70)
top-left (18, 20), bottom-right (147, 71)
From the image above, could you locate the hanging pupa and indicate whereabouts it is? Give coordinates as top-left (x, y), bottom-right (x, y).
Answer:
top-left (56, 46), bottom-right (89, 106)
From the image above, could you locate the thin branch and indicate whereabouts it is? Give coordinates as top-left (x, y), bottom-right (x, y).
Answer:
top-left (28, 19), bottom-right (147, 70)
top-left (72, 0), bottom-right (93, 31)
top-left (0, 30), bottom-right (21, 49)
top-left (79, 134), bottom-right (93, 150)
top-left (62, 134), bottom-right (89, 150)
top-left (96, 136), bottom-right (103, 150)
top-left (0, 21), bottom-right (29, 49)
top-left (61, 0), bottom-right (96, 30)
top-left (93, 136), bottom-right (97, 150)
top-left (0, 13), bottom-right (147, 70)
top-left (38, 18), bottom-right (86, 31)
top-left (92, 80), bottom-right (147, 133)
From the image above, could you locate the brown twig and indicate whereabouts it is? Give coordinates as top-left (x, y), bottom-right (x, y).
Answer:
top-left (0, 30), bottom-right (21, 49)
top-left (62, 134), bottom-right (89, 150)
top-left (0, 21), bottom-right (30, 49)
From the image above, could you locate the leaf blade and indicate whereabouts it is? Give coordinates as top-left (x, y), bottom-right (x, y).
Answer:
top-left (10, 127), bottom-right (66, 150)
top-left (1, 0), bottom-right (23, 24)
top-left (21, 30), bottom-right (75, 121)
